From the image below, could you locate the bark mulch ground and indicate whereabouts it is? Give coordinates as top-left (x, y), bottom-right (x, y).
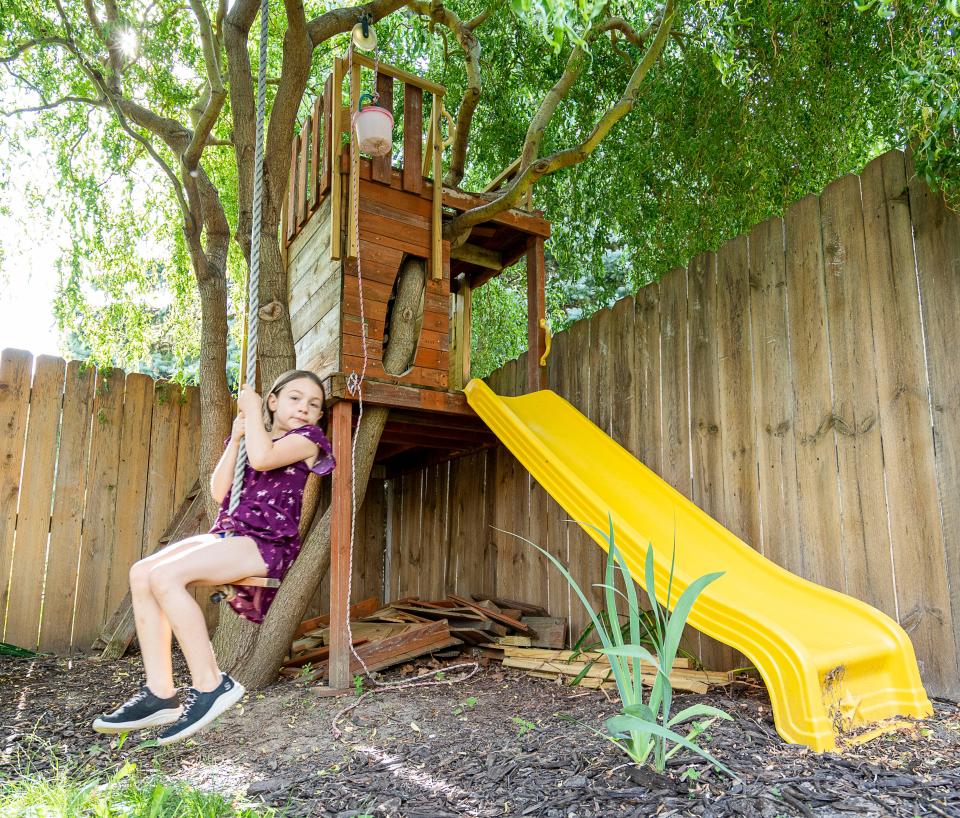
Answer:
top-left (2, 653), bottom-right (958, 817)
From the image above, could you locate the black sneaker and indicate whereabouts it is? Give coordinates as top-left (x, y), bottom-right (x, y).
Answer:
top-left (155, 673), bottom-right (245, 746)
top-left (92, 685), bottom-right (182, 733)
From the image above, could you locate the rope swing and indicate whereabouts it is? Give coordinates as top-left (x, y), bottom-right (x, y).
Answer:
top-left (229, 0), bottom-right (270, 516)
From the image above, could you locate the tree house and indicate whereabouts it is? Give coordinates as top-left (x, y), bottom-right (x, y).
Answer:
top-left (282, 55), bottom-right (550, 686)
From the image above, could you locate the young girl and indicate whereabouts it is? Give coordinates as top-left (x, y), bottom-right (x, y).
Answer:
top-left (93, 370), bottom-right (335, 745)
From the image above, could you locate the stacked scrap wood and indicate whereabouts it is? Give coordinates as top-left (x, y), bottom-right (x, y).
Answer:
top-left (498, 646), bottom-right (734, 694)
top-left (281, 594), bottom-right (568, 683)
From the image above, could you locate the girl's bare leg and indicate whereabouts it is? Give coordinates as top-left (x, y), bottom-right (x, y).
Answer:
top-left (147, 536), bottom-right (267, 692)
top-left (129, 535), bottom-right (213, 698)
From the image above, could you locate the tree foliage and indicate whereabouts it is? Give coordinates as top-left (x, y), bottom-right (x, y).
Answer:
top-left (3, 2), bottom-right (959, 378)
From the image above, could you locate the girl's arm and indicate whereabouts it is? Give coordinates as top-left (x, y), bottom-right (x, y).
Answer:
top-left (239, 386), bottom-right (319, 471)
top-left (244, 420), bottom-right (318, 471)
top-left (210, 415), bottom-right (244, 504)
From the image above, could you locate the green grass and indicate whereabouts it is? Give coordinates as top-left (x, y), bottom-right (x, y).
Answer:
top-left (0, 759), bottom-right (280, 817)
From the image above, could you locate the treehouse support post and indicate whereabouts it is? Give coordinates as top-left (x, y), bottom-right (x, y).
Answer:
top-left (328, 398), bottom-right (353, 689)
top-left (527, 235), bottom-right (546, 391)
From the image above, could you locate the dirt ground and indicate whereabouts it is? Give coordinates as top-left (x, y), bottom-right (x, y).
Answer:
top-left (2, 653), bottom-right (959, 817)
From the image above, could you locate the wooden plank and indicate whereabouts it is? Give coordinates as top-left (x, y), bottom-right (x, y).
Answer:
top-left (0, 349), bottom-right (31, 641)
top-left (354, 478), bottom-right (386, 604)
top-left (2, 357), bottom-right (59, 643)
top-left (320, 75), bottom-right (333, 197)
top-left (658, 267), bottom-right (691, 501)
top-left (309, 95), bottom-right (322, 212)
top-left (562, 319), bottom-right (603, 636)
top-left (330, 59), bottom-right (344, 260)
top-left (328, 399), bottom-right (353, 688)
top-left (748, 216), bottom-right (802, 570)
top-left (325, 373), bottom-right (475, 415)
top-left (591, 307), bottom-right (612, 438)
top-left (445, 452), bottom-right (490, 595)
top-left (430, 93), bottom-right (443, 281)
top-left (287, 134), bottom-right (298, 243)
top-left (860, 152), bottom-right (955, 697)
top-left (348, 61), bottom-right (361, 260)
top-left (820, 172), bottom-right (896, 616)
top-left (349, 52), bottom-right (446, 96)
top-left (610, 297), bottom-right (637, 456)
top-left (526, 237), bottom-right (546, 391)
top-left (657, 267), bottom-right (700, 662)
top-left (371, 74), bottom-right (394, 183)
top-left (5, 356), bottom-right (64, 650)
top-left (104, 373), bottom-right (153, 621)
top-left (294, 597), bottom-right (382, 638)
top-left (297, 122), bottom-right (310, 229)
top-left (402, 84), bottom-right (423, 193)
top-left (397, 467), bottom-right (424, 599)
top-left (440, 187), bottom-right (552, 238)
top-left (423, 462), bottom-right (450, 599)
top-left (73, 368), bottom-right (124, 648)
top-left (358, 207), bottom-right (430, 248)
top-left (686, 252), bottom-right (732, 670)
top-left (635, 283), bottom-right (662, 471)
top-left (715, 235), bottom-right (761, 551)
top-left (544, 328), bottom-right (573, 627)
top-left (907, 152), bottom-right (960, 695)
top-left (784, 194), bottom-right (844, 592)
top-left (39, 361), bottom-right (95, 653)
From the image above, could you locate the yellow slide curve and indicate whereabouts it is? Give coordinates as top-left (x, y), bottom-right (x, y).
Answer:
top-left (464, 380), bottom-right (932, 751)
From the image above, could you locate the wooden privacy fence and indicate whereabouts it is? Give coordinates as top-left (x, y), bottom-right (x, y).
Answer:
top-left (0, 351), bottom-right (200, 653)
top-left (383, 149), bottom-right (960, 700)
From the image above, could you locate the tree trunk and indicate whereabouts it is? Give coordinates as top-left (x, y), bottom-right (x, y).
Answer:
top-left (213, 256), bottom-right (427, 686)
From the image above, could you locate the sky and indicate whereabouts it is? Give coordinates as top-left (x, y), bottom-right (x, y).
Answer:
top-left (0, 135), bottom-right (68, 358)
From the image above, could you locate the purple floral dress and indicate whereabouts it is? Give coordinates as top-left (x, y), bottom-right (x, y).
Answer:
top-left (210, 424), bottom-right (335, 623)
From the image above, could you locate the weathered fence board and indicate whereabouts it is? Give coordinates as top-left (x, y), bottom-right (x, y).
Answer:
top-left (906, 153), bottom-right (960, 688)
top-left (384, 148), bottom-right (960, 697)
top-left (785, 194), bottom-right (844, 593)
top-left (0, 350), bottom-right (32, 642)
top-left (6, 356), bottom-right (65, 649)
top-left (72, 368), bottom-right (126, 647)
top-left (820, 172), bottom-right (896, 616)
top-left (862, 151), bottom-right (954, 691)
top-left (0, 357), bottom-right (213, 653)
top-left (40, 361), bottom-right (95, 653)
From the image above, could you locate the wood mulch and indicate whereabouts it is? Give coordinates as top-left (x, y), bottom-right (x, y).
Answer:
top-left (2, 653), bottom-right (959, 817)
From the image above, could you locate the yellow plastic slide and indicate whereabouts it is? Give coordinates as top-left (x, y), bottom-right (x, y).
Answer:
top-left (464, 380), bottom-right (932, 751)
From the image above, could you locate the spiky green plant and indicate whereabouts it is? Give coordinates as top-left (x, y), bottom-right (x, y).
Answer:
top-left (513, 516), bottom-right (736, 776)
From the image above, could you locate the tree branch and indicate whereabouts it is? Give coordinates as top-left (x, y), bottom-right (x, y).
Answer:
top-left (1, 95), bottom-right (105, 117)
top-left (305, 0), bottom-right (409, 47)
top-left (408, 0), bottom-right (482, 188)
top-left (1, 37), bottom-right (73, 63)
top-left (224, 0), bottom-right (261, 260)
top-left (183, 0), bottom-right (227, 170)
top-left (445, 1), bottom-right (676, 241)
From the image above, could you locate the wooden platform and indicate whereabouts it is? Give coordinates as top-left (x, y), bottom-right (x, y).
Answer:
top-left (323, 373), bottom-right (496, 475)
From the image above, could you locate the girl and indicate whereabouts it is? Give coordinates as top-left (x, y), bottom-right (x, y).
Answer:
top-left (93, 370), bottom-right (335, 745)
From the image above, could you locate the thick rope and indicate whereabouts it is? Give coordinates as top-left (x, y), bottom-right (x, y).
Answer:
top-left (229, 0), bottom-right (269, 516)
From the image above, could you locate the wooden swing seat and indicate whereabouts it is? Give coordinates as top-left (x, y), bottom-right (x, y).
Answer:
top-left (209, 576), bottom-right (281, 604)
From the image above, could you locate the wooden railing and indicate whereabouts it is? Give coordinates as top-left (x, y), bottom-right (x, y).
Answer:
top-left (284, 57), bottom-right (447, 279)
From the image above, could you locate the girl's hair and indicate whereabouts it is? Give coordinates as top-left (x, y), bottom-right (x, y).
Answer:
top-left (263, 369), bottom-right (326, 429)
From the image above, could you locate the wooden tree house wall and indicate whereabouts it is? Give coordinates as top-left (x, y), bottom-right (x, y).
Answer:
top-left (281, 56), bottom-right (550, 472)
